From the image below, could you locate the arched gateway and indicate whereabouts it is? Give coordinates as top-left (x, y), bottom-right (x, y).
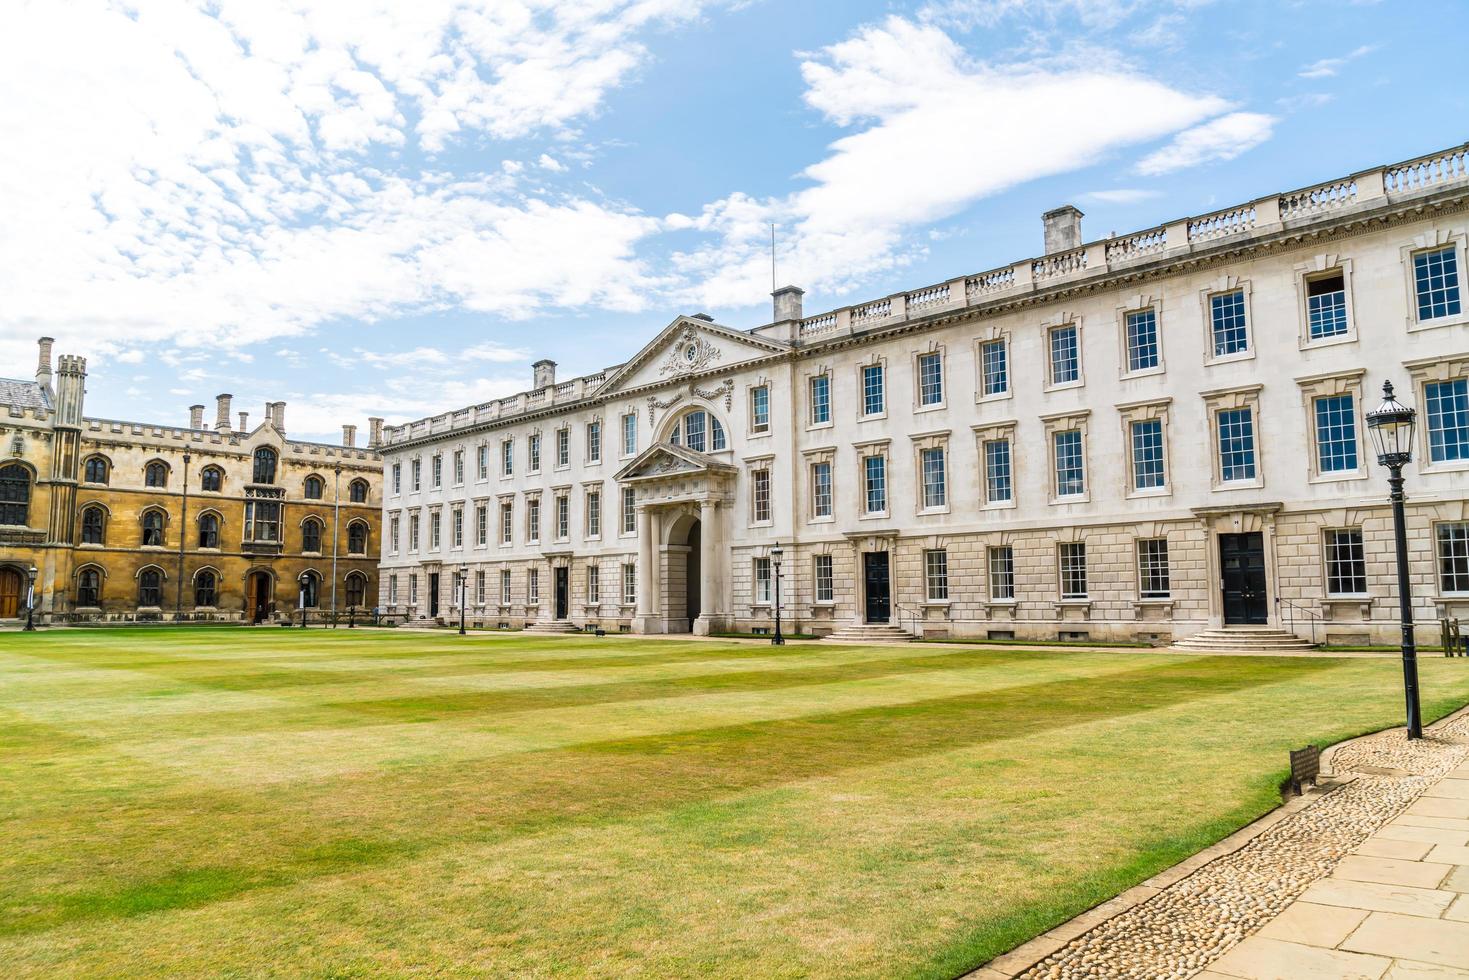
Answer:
top-left (615, 442), bottom-right (734, 635)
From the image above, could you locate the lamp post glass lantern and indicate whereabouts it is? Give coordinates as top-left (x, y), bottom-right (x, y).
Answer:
top-left (770, 544), bottom-right (784, 646)
top-left (23, 564), bottom-right (38, 631)
top-left (458, 568), bottom-right (467, 635)
top-left (298, 573), bottom-right (310, 629)
top-left (1365, 380), bottom-right (1422, 739)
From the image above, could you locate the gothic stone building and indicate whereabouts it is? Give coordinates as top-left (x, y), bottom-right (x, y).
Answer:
top-left (377, 141), bottom-right (1469, 645)
top-left (0, 347), bottom-right (383, 624)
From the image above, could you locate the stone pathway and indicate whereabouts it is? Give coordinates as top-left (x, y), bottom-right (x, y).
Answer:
top-left (976, 710), bottom-right (1469, 980)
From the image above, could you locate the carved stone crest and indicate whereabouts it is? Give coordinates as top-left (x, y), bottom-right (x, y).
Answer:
top-left (659, 327), bottom-right (721, 377)
top-left (689, 378), bottom-right (734, 411)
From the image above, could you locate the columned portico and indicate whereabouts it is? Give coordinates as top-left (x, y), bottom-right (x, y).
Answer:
top-left (617, 443), bottom-right (735, 635)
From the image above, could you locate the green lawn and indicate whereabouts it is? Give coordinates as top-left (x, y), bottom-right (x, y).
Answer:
top-left (3, 630), bottom-right (1468, 978)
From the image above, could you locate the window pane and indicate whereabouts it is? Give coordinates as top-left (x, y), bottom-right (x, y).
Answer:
top-left (981, 340), bottom-right (1008, 395)
top-left (814, 554), bottom-right (834, 603)
top-left (864, 455), bottom-right (886, 513)
top-left (925, 549), bottom-right (948, 601)
top-left (1326, 529), bottom-right (1367, 595)
top-left (1130, 419), bottom-right (1166, 490)
top-left (752, 386), bottom-right (770, 431)
top-left (1138, 539), bottom-right (1170, 599)
top-left (918, 352), bottom-right (943, 405)
top-left (1053, 429), bottom-right (1085, 497)
top-left (920, 448), bottom-right (946, 508)
top-left (1210, 290), bottom-right (1249, 357)
top-left (1125, 309), bottom-right (1159, 371)
top-left (1438, 523), bottom-right (1469, 594)
top-left (1217, 408), bottom-right (1256, 481)
top-left (984, 439), bottom-right (1012, 503)
top-left (862, 365), bottom-right (884, 416)
top-left (1059, 542), bottom-right (1087, 599)
top-left (1314, 394), bottom-right (1359, 472)
top-left (989, 547), bottom-right (1014, 600)
top-left (1307, 273), bottom-right (1348, 339)
top-left (810, 375), bottom-right (831, 424)
top-left (1426, 379), bottom-right (1469, 463)
top-left (1415, 247), bottom-right (1462, 321)
top-left (1050, 325), bottom-right (1079, 384)
top-left (811, 462), bottom-right (832, 518)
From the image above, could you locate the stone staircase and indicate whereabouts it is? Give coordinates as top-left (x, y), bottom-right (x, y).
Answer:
top-left (523, 620), bottom-right (582, 635)
top-left (1171, 627), bottom-right (1317, 653)
top-left (822, 623), bottom-right (917, 644)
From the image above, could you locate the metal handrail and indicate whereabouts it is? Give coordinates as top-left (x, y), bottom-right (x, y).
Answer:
top-left (1274, 596), bottom-right (1321, 645)
top-left (890, 602), bottom-right (923, 638)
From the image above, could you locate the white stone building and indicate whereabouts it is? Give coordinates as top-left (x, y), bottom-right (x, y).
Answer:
top-left (378, 142), bottom-right (1469, 645)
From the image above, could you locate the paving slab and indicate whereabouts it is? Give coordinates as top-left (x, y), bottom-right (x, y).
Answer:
top-left (1385, 961), bottom-right (1469, 979)
top-left (1394, 815), bottom-right (1469, 832)
top-left (1407, 797), bottom-right (1469, 819)
top-left (1447, 866), bottom-right (1469, 893)
top-left (1427, 778), bottom-right (1469, 800)
top-left (1300, 878), bottom-right (1458, 918)
top-left (1447, 894), bottom-right (1469, 923)
top-left (1424, 843), bottom-right (1469, 865)
top-left (1377, 824), bottom-right (1469, 847)
top-left (1357, 837), bottom-right (1437, 861)
top-left (1210, 936), bottom-right (1391, 979)
top-left (1333, 854), bottom-right (1453, 889)
top-left (1256, 902), bottom-right (1368, 948)
top-left (1341, 911), bottom-right (1469, 969)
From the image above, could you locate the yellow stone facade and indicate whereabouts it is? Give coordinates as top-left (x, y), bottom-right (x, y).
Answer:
top-left (0, 340), bottom-right (382, 624)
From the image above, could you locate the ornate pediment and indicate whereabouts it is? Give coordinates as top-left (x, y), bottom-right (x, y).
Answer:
top-left (593, 316), bottom-right (790, 397)
top-left (614, 442), bottom-right (738, 484)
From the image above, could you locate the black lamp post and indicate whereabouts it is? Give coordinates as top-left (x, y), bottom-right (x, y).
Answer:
top-left (458, 567), bottom-right (468, 636)
top-left (771, 543), bottom-right (785, 646)
top-left (23, 564), bottom-right (38, 631)
top-left (298, 572), bottom-right (310, 629)
top-left (1366, 380), bottom-right (1422, 740)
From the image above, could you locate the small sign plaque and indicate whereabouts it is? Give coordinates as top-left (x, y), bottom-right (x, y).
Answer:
top-left (1289, 745), bottom-right (1321, 796)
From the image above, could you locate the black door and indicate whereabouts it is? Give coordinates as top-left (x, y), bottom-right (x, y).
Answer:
top-left (1220, 533), bottom-right (1268, 624)
top-left (428, 573), bottom-right (440, 618)
top-left (555, 567), bottom-right (569, 620)
top-left (250, 574), bottom-right (270, 624)
top-left (863, 552), bottom-right (891, 624)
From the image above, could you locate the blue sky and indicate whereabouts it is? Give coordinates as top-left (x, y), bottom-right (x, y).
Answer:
top-left (1, 0), bottom-right (1466, 442)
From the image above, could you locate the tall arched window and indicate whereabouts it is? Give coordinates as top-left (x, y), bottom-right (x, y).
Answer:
top-left (195, 570), bottom-right (217, 607)
top-left (345, 572), bottom-right (367, 607)
top-left (303, 475), bottom-right (324, 499)
top-left (300, 572), bottom-right (320, 608)
top-left (83, 456), bottom-right (109, 485)
top-left (138, 568), bottom-right (162, 606)
top-left (666, 409), bottom-right (727, 453)
top-left (349, 479), bottom-right (369, 503)
top-left (197, 513), bottom-right (219, 549)
top-left (252, 447), bottom-right (278, 485)
top-left (76, 568), bottom-right (101, 607)
top-left (141, 510), bottom-right (165, 547)
top-left (80, 505), bottom-right (106, 544)
top-left (200, 466), bottom-right (223, 492)
top-left (301, 517), bottom-right (323, 553)
top-left (144, 462), bottom-right (168, 488)
top-left (347, 520), bottom-right (368, 555)
top-left (0, 463), bottom-right (32, 526)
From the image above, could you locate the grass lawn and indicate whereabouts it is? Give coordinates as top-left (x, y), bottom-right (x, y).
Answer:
top-left (4, 630), bottom-right (1469, 978)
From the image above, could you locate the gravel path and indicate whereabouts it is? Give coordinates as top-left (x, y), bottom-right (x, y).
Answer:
top-left (1003, 711), bottom-right (1469, 980)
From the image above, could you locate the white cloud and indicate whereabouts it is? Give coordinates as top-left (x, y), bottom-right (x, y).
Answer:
top-left (1134, 112), bottom-right (1276, 176)
top-left (1298, 45), bottom-right (1376, 79)
top-left (1083, 188), bottom-right (1163, 204)
top-left (0, 0), bottom-right (712, 371)
top-left (671, 16), bottom-right (1227, 307)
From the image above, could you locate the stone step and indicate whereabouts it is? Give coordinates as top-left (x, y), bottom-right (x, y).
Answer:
top-left (1172, 628), bottom-right (1317, 652)
top-left (823, 624), bottom-right (917, 643)
top-left (523, 620), bottom-right (582, 634)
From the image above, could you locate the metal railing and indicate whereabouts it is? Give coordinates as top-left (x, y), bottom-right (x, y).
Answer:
top-left (1275, 596), bottom-right (1321, 645)
top-left (890, 602), bottom-right (923, 639)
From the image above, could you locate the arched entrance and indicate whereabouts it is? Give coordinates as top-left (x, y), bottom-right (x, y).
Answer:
top-left (665, 514), bottom-right (701, 633)
top-left (0, 566), bottom-right (23, 619)
top-left (245, 570), bottom-right (274, 624)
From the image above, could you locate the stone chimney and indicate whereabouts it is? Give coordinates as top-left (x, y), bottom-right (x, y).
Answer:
top-left (215, 393), bottom-right (233, 431)
top-left (189, 404), bottom-right (205, 429)
top-left (271, 401), bottom-right (286, 434)
top-left (238, 411), bottom-right (249, 431)
top-left (772, 285), bottom-right (804, 324)
top-left (342, 424), bottom-right (357, 448)
top-left (533, 359), bottom-right (556, 389)
top-left (1043, 205), bottom-right (1084, 254)
top-left (53, 354), bottom-right (87, 427)
top-left (36, 337), bottom-right (54, 392)
top-left (368, 417), bottom-right (384, 449)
